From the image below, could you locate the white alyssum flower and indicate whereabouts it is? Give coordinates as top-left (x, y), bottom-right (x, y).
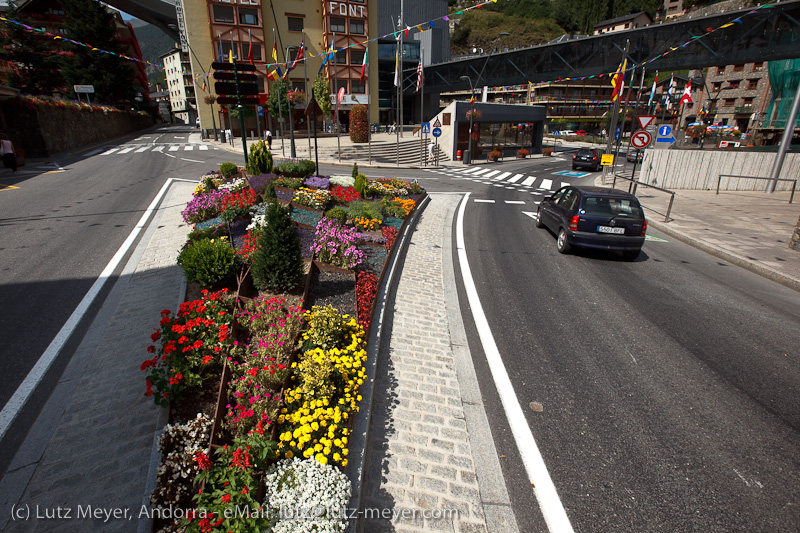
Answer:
top-left (328, 175), bottom-right (355, 188)
top-left (264, 457), bottom-right (351, 533)
top-left (248, 202), bottom-right (270, 230)
top-left (218, 177), bottom-right (248, 192)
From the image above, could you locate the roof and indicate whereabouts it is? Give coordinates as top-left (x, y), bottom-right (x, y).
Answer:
top-left (594, 11), bottom-right (652, 29)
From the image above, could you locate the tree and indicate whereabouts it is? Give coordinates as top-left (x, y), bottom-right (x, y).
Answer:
top-left (267, 79), bottom-right (290, 120)
top-left (313, 75), bottom-right (332, 125)
top-left (0, 8), bottom-right (65, 94)
top-left (60, 0), bottom-right (136, 104)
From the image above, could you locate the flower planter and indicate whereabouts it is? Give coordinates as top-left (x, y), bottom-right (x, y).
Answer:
top-left (290, 203), bottom-right (324, 228)
top-left (274, 186), bottom-right (296, 204)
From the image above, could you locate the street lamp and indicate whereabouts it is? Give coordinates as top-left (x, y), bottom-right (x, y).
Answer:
top-left (459, 32), bottom-right (509, 164)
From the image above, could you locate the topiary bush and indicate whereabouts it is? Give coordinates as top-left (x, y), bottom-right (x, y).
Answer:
top-left (324, 206), bottom-right (349, 225)
top-left (177, 237), bottom-right (240, 289)
top-left (250, 202), bottom-right (304, 292)
top-left (353, 173), bottom-right (369, 198)
top-left (219, 162), bottom-right (239, 178)
top-left (351, 163), bottom-right (359, 178)
top-left (246, 140), bottom-right (273, 175)
top-left (350, 104), bottom-right (368, 143)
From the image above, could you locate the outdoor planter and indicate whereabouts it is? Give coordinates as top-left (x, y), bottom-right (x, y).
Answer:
top-left (290, 203), bottom-right (325, 227)
top-left (517, 150), bottom-right (529, 159)
top-left (274, 185), bottom-right (295, 204)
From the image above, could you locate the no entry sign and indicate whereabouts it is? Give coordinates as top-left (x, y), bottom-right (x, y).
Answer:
top-left (631, 131), bottom-right (652, 149)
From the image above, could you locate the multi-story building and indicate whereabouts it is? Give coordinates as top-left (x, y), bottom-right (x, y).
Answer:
top-left (593, 12), bottom-right (653, 35)
top-left (180, 0), bottom-right (379, 135)
top-left (161, 48), bottom-right (196, 125)
top-left (687, 63), bottom-right (771, 133)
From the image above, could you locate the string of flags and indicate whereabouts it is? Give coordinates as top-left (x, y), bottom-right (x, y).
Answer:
top-left (0, 2), bottom-right (774, 91)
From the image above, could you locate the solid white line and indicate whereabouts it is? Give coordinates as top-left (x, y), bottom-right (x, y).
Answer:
top-left (0, 179), bottom-right (178, 441)
top-left (181, 158), bottom-right (203, 163)
top-left (508, 174), bottom-right (524, 183)
top-left (455, 193), bottom-right (574, 533)
top-left (474, 199), bottom-right (495, 203)
top-left (505, 200), bottom-right (525, 204)
top-left (522, 176), bottom-right (537, 186)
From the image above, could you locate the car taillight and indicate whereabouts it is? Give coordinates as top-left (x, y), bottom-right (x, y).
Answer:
top-left (569, 215), bottom-right (579, 230)
top-left (641, 220), bottom-right (647, 236)
top-left (592, 154), bottom-right (598, 161)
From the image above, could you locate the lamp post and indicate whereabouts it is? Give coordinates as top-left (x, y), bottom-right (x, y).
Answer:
top-left (459, 32), bottom-right (508, 164)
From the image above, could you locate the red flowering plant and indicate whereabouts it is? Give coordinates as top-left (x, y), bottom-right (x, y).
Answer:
top-left (142, 289), bottom-right (235, 408)
top-left (382, 226), bottom-right (397, 249)
top-left (356, 271), bottom-right (378, 330)
top-left (220, 189), bottom-right (258, 223)
top-left (329, 185), bottom-right (361, 204)
top-left (187, 433), bottom-right (277, 532)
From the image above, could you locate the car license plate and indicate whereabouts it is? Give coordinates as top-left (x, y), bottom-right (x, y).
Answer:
top-left (597, 226), bottom-right (625, 234)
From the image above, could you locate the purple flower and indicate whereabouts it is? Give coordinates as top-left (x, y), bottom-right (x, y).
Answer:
top-left (304, 176), bottom-right (330, 189)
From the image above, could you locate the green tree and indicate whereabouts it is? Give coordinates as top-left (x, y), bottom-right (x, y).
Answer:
top-left (313, 75), bottom-right (332, 117)
top-left (0, 8), bottom-right (64, 94)
top-left (60, 0), bottom-right (136, 104)
top-left (267, 79), bottom-right (290, 119)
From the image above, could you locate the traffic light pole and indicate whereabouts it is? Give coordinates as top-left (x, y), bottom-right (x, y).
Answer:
top-left (233, 60), bottom-right (248, 165)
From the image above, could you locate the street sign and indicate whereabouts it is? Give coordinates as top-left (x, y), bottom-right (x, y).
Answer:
top-left (432, 118), bottom-right (441, 128)
top-left (658, 125), bottom-right (672, 137)
top-left (631, 131), bottom-right (652, 149)
top-left (256, 105), bottom-right (264, 117)
top-left (637, 115), bottom-right (656, 129)
top-left (214, 82), bottom-right (259, 95)
top-left (73, 85), bottom-right (94, 93)
top-left (432, 127), bottom-right (442, 138)
top-left (217, 96), bottom-right (259, 105)
top-left (421, 122), bottom-right (430, 133)
top-left (600, 154), bottom-right (614, 166)
top-left (213, 71), bottom-right (258, 82)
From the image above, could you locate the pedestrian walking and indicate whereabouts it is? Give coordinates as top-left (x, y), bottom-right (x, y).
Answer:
top-left (266, 129), bottom-right (273, 149)
top-left (427, 141), bottom-right (435, 165)
top-left (1, 133), bottom-right (17, 172)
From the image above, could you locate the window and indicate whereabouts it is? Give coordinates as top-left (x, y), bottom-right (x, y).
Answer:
top-left (220, 42), bottom-right (235, 60)
top-left (747, 78), bottom-right (759, 89)
top-left (334, 49), bottom-right (347, 65)
top-left (728, 80), bottom-right (739, 89)
top-left (334, 79), bottom-right (348, 93)
top-left (350, 19), bottom-right (365, 35)
top-left (350, 50), bottom-right (365, 66)
top-left (732, 64), bottom-right (744, 72)
top-left (753, 62), bottom-right (764, 70)
top-left (239, 8), bottom-right (258, 25)
top-left (330, 17), bottom-right (346, 33)
top-left (351, 81), bottom-right (366, 94)
top-left (712, 82), bottom-right (722, 91)
top-left (723, 98), bottom-right (736, 107)
top-left (287, 47), bottom-right (301, 62)
top-left (743, 97), bottom-right (754, 106)
top-left (557, 189), bottom-right (578, 210)
top-left (716, 66), bottom-right (726, 74)
top-left (213, 5), bottom-right (234, 23)
top-left (291, 81), bottom-right (306, 93)
top-left (288, 17), bottom-right (303, 32)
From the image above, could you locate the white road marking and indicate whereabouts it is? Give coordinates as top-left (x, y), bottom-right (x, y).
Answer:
top-left (184, 145), bottom-right (194, 151)
top-left (152, 146), bottom-right (165, 152)
top-left (117, 147), bottom-right (135, 154)
top-left (473, 168), bottom-right (491, 176)
top-left (168, 145), bottom-right (180, 152)
top-left (507, 174), bottom-right (524, 183)
top-left (474, 199), bottom-right (495, 203)
top-left (461, 167), bottom-right (481, 174)
top-left (561, 182), bottom-right (570, 187)
top-left (505, 200), bottom-right (525, 204)
top-left (495, 172), bottom-right (511, 181)
top-left (522, 176), bottom-right (537, 186)
top-left (456, 194), bottom-right (575, 533)
top-left (539, 178), bottom-right (553, 190)
top-left (484, 170), bottom-right (500, 178)
top-left (181, 158), bottom-right (203, 163)
top-left (135, 146), bottom-right (149, 153)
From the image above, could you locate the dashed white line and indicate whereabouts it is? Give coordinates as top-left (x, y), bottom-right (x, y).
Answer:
top-left (505, 200), bottom-right (525, 204)
top-left (474, 199), bottom-right (495, 203)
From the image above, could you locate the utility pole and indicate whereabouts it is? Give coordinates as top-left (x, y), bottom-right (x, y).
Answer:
top-left (766, 77), bottom-right (800, 193)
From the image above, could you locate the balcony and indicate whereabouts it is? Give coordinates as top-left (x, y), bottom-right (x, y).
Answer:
top-left (734, 106), bottom-right (754, 114)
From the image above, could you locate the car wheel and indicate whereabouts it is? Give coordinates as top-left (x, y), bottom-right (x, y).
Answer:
top-left (622, 250), bottom-right (640, 261)
top-left (556, 228), bottom-right (571, 254)
top-left (535, 207), bottom-right (545, 228)
top-left (572, 164), bottom-right (577, 170)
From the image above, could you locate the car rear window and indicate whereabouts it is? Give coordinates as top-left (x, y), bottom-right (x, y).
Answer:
top-left (582, 196), bottom-right (644, 218)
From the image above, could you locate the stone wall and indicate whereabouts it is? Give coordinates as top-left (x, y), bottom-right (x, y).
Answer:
top-left (791, 214), bottom-right (800, 251)
top-left (0, 99), bottom-right (154, 157)
top-left (638, 149), bottom-right (800, 191)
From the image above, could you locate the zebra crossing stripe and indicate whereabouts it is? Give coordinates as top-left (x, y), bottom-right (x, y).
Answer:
top-left (168, 146), bottom-right (180, 152)
top-left (185, 145), bottom-right (194, 151)
top-left (199, 145), bottom-right (209, 151)
top-left (472, 169), bottom-right (491, 176)
top-left (507, 174), bottom-right (524, 183)
top-left (539, 179), bottom-right (553, 190)
top-left (461, 168), bottom-right (481, 174)
top-left (495, 172), bottom-right (511, 181)
top-left (522, 176), bottom-right (537, 186)
top-left (117, 147), bottom-right (135, 154)
top-left (135, 146), bottom-right (149, 153)
top-left (484, 170), bottom-right (500, 178)
top-left (100, 148), bottom-right (119, 156)
top-left (153, 146), bottom-right (165, 152)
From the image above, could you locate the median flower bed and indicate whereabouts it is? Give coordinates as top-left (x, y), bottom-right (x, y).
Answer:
top-left (144, 160), bottom-right (426, 532)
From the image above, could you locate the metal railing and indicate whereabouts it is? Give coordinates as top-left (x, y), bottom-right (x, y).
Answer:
top-left (611, 173), bottom-right (676, 222)
top-left (716, 174), bottom-right (796, 203)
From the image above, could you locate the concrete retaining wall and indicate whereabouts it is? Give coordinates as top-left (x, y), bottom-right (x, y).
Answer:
top-left (639, 150), bottom-right (800, 192)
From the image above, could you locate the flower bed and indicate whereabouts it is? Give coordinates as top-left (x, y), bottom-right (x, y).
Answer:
top-left (144, 165), bottom-right (427, 532)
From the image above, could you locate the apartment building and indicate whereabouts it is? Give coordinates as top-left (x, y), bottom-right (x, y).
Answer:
top-left (161, 48), bottom-right (197, 125)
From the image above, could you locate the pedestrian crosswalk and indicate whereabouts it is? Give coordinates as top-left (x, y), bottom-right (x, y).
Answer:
top-left (99, 144), bottom-right (212, 156)
top-left (423, 166), bottom-right (570, 203)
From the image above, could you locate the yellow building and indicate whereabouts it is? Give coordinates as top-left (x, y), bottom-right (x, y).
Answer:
top-left (180, 0), bottom-right (379, 135)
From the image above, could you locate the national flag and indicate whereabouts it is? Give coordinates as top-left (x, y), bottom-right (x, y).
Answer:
top-left (217, 36), bottom-right (223, 62)
top-left (318, 43), bottom-right (334, 75)
top-left (267, 70), bottom-right (280, 82)
top-left (272, 38), bottom-right (278, 62)
top-left (666, 74), bottom-right (675, 109)
top-left (360, 47), bottom-right (368, 83)
top-left (393, 47), bottom-right (400, 87)
top-left (679, 80), bottom-right (693, 105)
top-left (610, 58), bottom-right (627, 101)
top-left (415, 58), bottom-right (424, 92)
top-left (228, 49), bottom-right (233, 63)
top-left (647, 71), bottom-right (658, 106)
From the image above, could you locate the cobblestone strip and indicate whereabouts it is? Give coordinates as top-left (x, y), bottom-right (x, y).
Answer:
top-left (361, 194), bottom-right (488, 533)
top-left (5, 181), bottom-right (195, 533)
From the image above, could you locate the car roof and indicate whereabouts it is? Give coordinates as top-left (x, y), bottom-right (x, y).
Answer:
top-left (566, 185), bottom-right (639, 199)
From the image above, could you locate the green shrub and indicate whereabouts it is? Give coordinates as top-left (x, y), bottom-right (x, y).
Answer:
top-left (300, 159), bottom-right (316, 176)
top-left (276, 160), bottom-right (316, 177)
top-left (250, 202), bottom-right (304, 292)
top-left (273, 177), bottom-right (304, 189)
top-left (219, 162), bottom-right (239, 178)
top-left (380, 197), bottom-right (407, 219)
top-left (347, 200), bottom-right (383, 222)
top-left (246, 140), bottom-right (273, 175)
top-left (353, 173), bottom-right (369, 197)
top-left (324, 206), bottom-right (349, 225)
top-left (351, 163), bottom-right (359, 178)
top-left (177, 237), bottom-right (240, 289)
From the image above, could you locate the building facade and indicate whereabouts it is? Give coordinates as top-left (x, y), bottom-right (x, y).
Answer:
top-left (161, 48), bottom-right (197, 125)
top-left (593, 12), bottom-right (653, 35)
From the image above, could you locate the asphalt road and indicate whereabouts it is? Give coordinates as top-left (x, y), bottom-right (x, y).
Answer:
top-left (452, 166), bottom-right (800, 532)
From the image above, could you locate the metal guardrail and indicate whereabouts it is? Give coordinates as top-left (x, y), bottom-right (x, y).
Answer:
top-left (716, 174), bottom-right (796, 203)
top-left (611, 173), bottom-right (676, 222)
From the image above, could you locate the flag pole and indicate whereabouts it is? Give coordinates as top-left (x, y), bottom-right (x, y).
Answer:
top-left (420, 41), bottom-right (424, 166)
top-left (604, 40), bottom-right (629, 185)
top-left (367, 44), bottom-right (372, 165)
top-left (332, 32), bottom-right (340, 163)
top-left (274, 29), bottom-right (285, 157)
top-left (303, 30), bottom-right (311, 159)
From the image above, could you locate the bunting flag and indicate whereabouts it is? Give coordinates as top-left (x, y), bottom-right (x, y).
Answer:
top-left (647, 71), bottom-right (658, 106)
top-left (679, 80), bottom-right (693, 105)
top-left (610, 58), bottom-right (627, 101)
top-left (289, 37), bottom-right (304, 74)
top-left (360, 47), bottom-right (368, 83)
top-left (394, 46), bottom-right (401, 87)
top-left (318, 42), bottom-right (334, 75)
top-left (415, 58), bottom-right (424, 92)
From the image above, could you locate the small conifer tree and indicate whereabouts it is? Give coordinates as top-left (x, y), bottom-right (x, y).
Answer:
top-left (250, 203), bottom-right (303, 292)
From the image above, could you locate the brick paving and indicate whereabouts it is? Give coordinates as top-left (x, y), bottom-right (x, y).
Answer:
top-left (2, 181), bottom-right (193, 532)
top-left (361, 195), bottom-right (490, 533)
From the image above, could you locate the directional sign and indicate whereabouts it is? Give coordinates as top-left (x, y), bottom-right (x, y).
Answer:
top-left (421, 122), bottom-right (430, 134)
top-left (631, 131), bottom-right (652, 149)
top-left (217, 96), bottom-right (259, 105)
top-left (432, 118), bottom-right (441, 128)
top-left (214, 82), bottom-right (259, 95)
top-left (637, 115), bottom-right (656, 129)
top-left (600, 154), bottom-right (615, 166)
top-left (432, 127), bottom-right (442, 138)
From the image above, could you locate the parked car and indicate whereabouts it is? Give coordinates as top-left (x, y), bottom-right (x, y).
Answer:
top-left (575, 130), bottom-right (587, 136)
top-left (572, 148), bottom-right (603, 171)
top-left (627, 149), bottom-right (644, 163)
top-left (535, 186), bottom-right (647, 260)
top-left (558, 130), bottom-right (575, 136)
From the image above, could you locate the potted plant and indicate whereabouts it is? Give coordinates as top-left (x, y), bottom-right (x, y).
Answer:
top-left (488, 149), bottom-right (502, 162)
top-left (542, 147), bottom-right (554, 156)
top-left (517, 148), bottom-right (529, 159)
top-left (465, 109), bottom-right (482, 120)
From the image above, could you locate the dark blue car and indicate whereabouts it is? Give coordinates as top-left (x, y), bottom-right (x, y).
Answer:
top-left (536, 186), bottom-right (647, 260)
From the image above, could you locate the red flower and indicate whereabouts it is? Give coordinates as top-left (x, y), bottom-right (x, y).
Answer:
top-left (202, 355), bottom-right (213, 364)
top-left (150, 330), bottom-right (161, 341)
top-left (195, 451), bottom-right (213, 471)
top-left (145, 380), bottom-right (154, 396)
top-left (221, 493), bottom-right (231, 503)
top-left (169, 373), bottom-right (183, 385)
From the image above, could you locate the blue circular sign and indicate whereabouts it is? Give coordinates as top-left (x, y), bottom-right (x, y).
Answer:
top-left (659, 125), bottom-right (672, 136)
top-left (432, 127), bottom-right (442, 138)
